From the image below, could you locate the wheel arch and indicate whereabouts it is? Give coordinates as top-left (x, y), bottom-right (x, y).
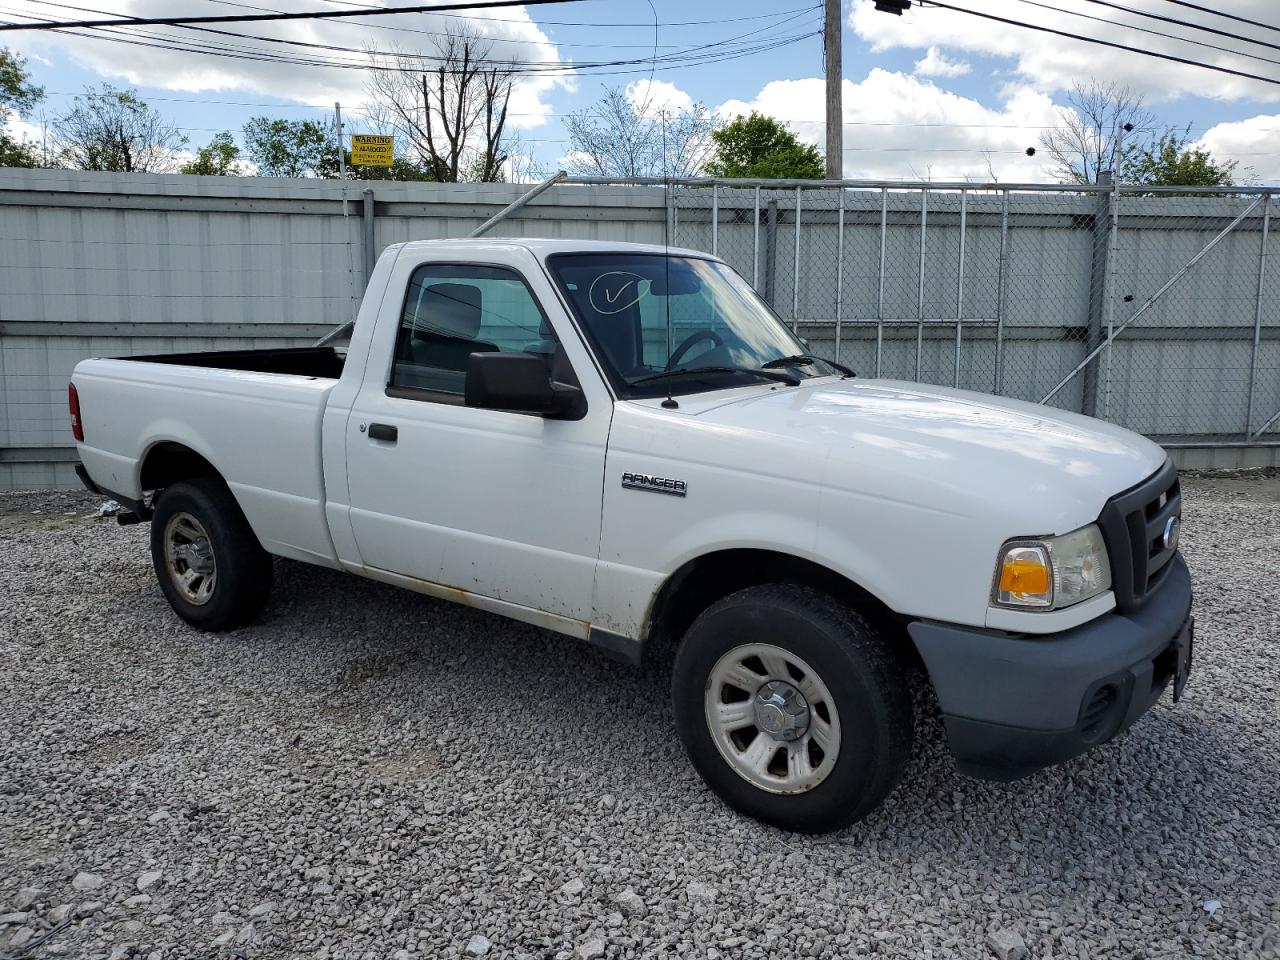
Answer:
top-left (644, 548), bottom-right (911, 658)
top-left (138, 440), bottom-right (224, 492)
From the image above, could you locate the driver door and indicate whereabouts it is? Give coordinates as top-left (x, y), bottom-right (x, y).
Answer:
top-left (342, 256), bottom-right (612, 623)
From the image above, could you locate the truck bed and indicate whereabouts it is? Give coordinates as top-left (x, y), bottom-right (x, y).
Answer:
top-left (123, 346), bottom-right (345, 379)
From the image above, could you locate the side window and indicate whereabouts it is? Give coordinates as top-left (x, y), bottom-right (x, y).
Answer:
top-left (390, 263), bottom-right (557, 397)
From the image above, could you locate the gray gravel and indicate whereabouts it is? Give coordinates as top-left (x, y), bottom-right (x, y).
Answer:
top-left (1, 475), bottom-right (1278, 960)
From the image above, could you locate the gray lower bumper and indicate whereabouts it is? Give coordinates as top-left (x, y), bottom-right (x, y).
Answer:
top-left (909, 554), bottom-right (1193, 780)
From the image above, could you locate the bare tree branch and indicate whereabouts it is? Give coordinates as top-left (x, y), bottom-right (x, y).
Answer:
top-left (365, 25), bottom-right (515, 182)
top-left (564, 85), bottom-right (720, 179)
top-left (1040, 81), bottom-right (1156, 184)
top-left (51, 83), bottom-right (186, 173)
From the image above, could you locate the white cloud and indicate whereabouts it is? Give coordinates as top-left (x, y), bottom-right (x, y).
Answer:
top-left (625, 78), bottom-right (695, 117)
top-left (719, 69), bottom-right (1059, 182)
top-left (850, 0), bottom-right (1280, 104)
top-left (1197, 113), bottom-right (1280, 182)
top-left (4, 0), bottom-right (570, 129)
top-left (913, 47), bottom-right (969, 79)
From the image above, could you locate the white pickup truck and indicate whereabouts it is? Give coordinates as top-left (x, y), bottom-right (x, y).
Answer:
top-left (71, 238), bottom-right (1193, 832)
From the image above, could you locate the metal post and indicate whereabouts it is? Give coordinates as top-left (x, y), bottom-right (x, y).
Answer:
top-left (954, 189), bottom-right (967, 387)
top-left (469, 169), bottom-right (567, 238)
top-left (876, 187), bottom-right (887, 378)
top-left (1042, 193), bottom-right (1266, 404)
top-left (1246, 192), bottom-right (1271, 437)
top-left (1103, 178), bottom-right (1120, 420)
top-left (835, 187), bottom-right (845, 363)
top-left (316, 170), bottom-right (567, 347)
top-left (994, 188), bottom-right (1009, 394)
top-left (711, 182), bottom-right (719, 257)
top-left (1081, 173), bottom-right (1112, 417)
top-left (916, 189), bottom-right (927, 381)
top-left (764, 198), bottom-right (779, 307)
top-left (335, 102), bottom-right (348, 217)
top-left (362, 188), bottom-right (376, 290)
top-left (1099, 123), bottom-right (1128, 420)
top-left (792, 186), bottom-right (802, 333)
top-left (752, 186), bottom-right (761, 288)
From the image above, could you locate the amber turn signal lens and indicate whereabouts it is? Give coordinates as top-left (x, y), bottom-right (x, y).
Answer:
top-left (993, 544), bottom-right (1053, 608)
top-left (999, 556), bottom-right (1049, 595)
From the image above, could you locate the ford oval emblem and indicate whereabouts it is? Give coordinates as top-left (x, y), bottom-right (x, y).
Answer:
top-left (1161, 515), bottom-right (1181, 552)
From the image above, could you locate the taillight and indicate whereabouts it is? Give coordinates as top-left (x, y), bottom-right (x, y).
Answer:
top-left (69, 382), bottom-right (84, 442)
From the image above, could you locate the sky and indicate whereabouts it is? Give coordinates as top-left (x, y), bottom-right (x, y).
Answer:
top-left (2, 0), bottom-right (1279, 183)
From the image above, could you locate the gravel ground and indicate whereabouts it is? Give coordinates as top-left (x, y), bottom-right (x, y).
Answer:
top-left (1, 475), bottom-right (1278, 960)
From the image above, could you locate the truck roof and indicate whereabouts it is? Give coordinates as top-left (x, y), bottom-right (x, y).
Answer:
top-left (398, 237), bottom-right (718, 261)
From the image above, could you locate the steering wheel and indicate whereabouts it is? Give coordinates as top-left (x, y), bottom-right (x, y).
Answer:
top-left (666, 329), bottom-right (724, 370)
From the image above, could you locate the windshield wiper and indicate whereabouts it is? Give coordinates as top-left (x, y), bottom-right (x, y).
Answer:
top-left (762, 354), bottom-right (856, 378)
top-left (631, 365), bottom-right (801, 388)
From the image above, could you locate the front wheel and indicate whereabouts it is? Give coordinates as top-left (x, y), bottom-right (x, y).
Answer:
top-left (150, 477), bottom-right (273, 631)
top-left (671, 584), bottom-right (913, 833)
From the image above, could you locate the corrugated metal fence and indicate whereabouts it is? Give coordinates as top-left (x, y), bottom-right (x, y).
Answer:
top-left (2, 168), bottom-right (1277, 489)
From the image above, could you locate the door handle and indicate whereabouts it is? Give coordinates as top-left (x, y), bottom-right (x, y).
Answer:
top-left (367, 422), bottom-right (398, 443)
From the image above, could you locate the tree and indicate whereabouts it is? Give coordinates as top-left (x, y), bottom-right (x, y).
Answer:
top-left (242, 117), bottom-right (331, 177)
top-left (52, 84), bottom-right (186, 172)
top-left (241, 115), bottom-right (436, 180)
top-left (1040, 81), bottom-right (1155, 184)
top-left (181, 131), bottom-right (245, 176)
top-left (1, 47), bottom-right (44, 168)
top-left (564, 86), bottom-right (720, 179)
top-left (365, 24), bottom-right (514, 182)
top-left (704, 112), bottom-right (825, 179)
top-left (1122, 127), bottom-right (1236, 187)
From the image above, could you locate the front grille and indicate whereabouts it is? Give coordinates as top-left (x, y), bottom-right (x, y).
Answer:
top-left (1097, 459), bottom-right (1181, 613)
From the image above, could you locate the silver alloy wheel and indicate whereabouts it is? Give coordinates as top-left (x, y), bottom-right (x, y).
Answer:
top-left (704, 642), bottom-right (842, 795)
top-left (163, 511), bottom-right (217, 606)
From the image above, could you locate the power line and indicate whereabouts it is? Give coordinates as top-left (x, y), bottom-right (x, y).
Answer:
top-left (1082, 0), bottom-right (1280, 55)
top-left (1012, 0), bottom-right (1280, 69)
top-left (0, 0), bottom-right (587, 32)
top-left (19, 0), bottom-right (819, 48)
top-left (193, 0), bottom-right (822, 30)
top-left (125, 7), bottom-right (819, 72)
top-left (1154, 0), bottom-right (1280, 36)
top-left (0, 3), bottom-right (818, 77)
top-left (2, 20), bottom-right (819, 78)
top-left (921, 0), bottom-right (1280, 87)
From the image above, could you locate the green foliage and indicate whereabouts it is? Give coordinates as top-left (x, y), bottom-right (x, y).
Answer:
top-left (1121, 128), bottom-right (1237, 188)
top-left (1, 47), bottom-right (44, 168)
top-left (242, 117), bottom-right (331, 178)
top-left (347, 155), bottom-right (436, 182)
top-left (53, 84), bottom-right (186, 172)
top-left (181, 132), bottom-right (242, 176)
top-left (243, 116), bottom-right (434, 180)
top-left (705, 113), bottom-right (825, 180)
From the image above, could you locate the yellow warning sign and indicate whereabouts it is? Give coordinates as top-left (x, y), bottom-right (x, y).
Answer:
top-left (351, 134), bottom-right (394, 167)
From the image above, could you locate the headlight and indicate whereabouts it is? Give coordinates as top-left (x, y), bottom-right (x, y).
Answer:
top-left (992, 523), bottom-right (1111, 611)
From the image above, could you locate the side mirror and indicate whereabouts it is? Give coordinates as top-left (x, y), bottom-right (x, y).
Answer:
top-left (464, 352), bottom-right (584, 420)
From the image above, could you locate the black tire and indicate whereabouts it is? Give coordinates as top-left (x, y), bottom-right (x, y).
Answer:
top-left (150, 477), bottom-right (273, 631)
top-left (671, 584), bottom-right (913, 833)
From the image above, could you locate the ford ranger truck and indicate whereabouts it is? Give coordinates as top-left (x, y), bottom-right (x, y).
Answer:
top-left (70, 238), bottom-right (1193, 833)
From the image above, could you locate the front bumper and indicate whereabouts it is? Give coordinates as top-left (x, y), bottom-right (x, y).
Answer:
top-left (909, 554), bottom-right (1193, 781)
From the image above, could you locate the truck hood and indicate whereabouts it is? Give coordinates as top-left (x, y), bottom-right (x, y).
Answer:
top-left (680, 377), bottom-right (1167, 532)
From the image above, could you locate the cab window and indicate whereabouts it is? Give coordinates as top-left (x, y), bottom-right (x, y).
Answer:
top-left (390, 263), bottom-right (565, 397)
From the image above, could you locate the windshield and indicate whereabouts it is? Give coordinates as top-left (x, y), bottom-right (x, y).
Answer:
top-left (547, 253), bottom-right (838, 398)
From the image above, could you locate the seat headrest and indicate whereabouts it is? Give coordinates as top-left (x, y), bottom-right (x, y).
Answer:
top-left (414, 282), bottom-right (483, 341)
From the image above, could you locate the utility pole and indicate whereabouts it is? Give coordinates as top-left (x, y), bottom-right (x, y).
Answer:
top-left (824, 0), bottom-right (842, 180)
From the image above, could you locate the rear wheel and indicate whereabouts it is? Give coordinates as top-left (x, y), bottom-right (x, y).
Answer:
top-left (150, 477), bottom-right (273, 631)
top-left (671, 584), bottom-right (913, 833)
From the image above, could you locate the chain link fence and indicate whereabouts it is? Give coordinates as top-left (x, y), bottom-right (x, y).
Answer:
top-left (659, 179), bottom-right (1279, 446)
top-left (3, 170), bottom-right (1277, 489)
